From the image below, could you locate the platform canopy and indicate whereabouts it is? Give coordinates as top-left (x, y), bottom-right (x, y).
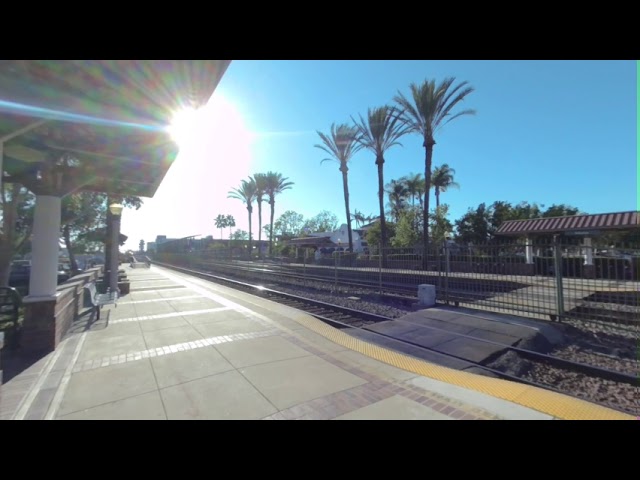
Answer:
top-left (0, 60), bottom-right (231, 197)
top-left (495, 211), bottom-right (639, 236)
top-left (287, 236), bottom-right (335, 247)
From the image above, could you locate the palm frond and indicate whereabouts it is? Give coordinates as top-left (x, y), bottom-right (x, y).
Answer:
top-left (352, 105), bottom-right (409, 157)
top-left (320, 158), bottom-right (338, 165)
top-left (315, 123), bottom-right (362, 169)
top-left (394, 77), bottom-right (475, 141)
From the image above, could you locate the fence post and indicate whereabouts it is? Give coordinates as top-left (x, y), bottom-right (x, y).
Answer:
top-left (334, 252), bottom-right (338, 292)
top-left (553, 235), bottom-right (565, 321)
top-left (444, 240), bottom-right (450, 305)
top-left (378, 243), bottom-right (383, 295)
top-left (303, 250), bottom-right (307, 287)
top-left (0, 331), bottom-right (3, 385)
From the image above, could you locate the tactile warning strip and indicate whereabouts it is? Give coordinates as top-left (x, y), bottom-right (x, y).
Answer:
top-left (289, 314), bottom-right (635, 420)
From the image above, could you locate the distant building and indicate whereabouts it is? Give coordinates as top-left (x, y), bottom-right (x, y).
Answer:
top-left (288, 224), bottom-right (368, 253)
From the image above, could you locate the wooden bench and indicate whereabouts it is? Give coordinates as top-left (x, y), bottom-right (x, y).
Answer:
top-left (84, 282), bottom-right (118, 320)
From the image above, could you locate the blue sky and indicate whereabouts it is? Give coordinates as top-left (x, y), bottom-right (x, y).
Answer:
top-left (121, 60), bottom-right (637, 250)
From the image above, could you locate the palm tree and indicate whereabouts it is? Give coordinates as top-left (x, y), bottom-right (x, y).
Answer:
top-left (264, 172), bottom-right (294, 256)
top-left (214, 214), bottom-right (228, 239)
top-left (225, 214), bottom-right (236, 252)
top-left (228, 179), bottom-right (257, 257)
top-left (432, 163), bottom-right (460, 209)
top-left (385, 179), bottom-right (410, 223)
top-left (351, 209), bottom-right (366, 228)
top-left (315, 123), bottom-right (362, 252)
top-left (394, 77), bottom-right (475, 256)
top-left (352, 106), bottom-right (409, 259)
top-left (402, 172), bottom-right (425, 209)
top-left (251, 173), bottom-right (268, 255)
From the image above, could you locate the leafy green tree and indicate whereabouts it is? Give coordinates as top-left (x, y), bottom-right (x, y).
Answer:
top-left (61, 192), bottom-right (107, 274)
top-left (455, 203), bottom-right (491, 245)
top-left (542, 204), bottom-right (581, 217)
top-left (0, 183), bottom-right (35, 285)
top-left (365, 220), bottom-right (397, 254)
top-left (302, 211), bottom-right (339, 233)
top-left (430, 204), bottom-right (453, 245)
top-left (231, 230), bottom-right (250, 240)
top-left (392, 209), bottom-right (421, 248)
top-left (511, 201), bottom-right (543, 221)
top-left (273, 210), bottom-right (305, 240)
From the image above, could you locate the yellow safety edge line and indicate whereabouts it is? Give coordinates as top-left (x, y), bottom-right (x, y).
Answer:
top-left (290, 314), bottom-right (634, 421)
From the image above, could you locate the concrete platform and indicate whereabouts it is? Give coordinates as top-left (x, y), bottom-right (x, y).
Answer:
top-left (0, 265), bottom-right (632, 421)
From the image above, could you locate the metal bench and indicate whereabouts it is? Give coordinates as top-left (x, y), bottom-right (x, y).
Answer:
top-left (130, 255), bottom-right (151, 268)
top-left (84, 282), bottom-right (118, 320)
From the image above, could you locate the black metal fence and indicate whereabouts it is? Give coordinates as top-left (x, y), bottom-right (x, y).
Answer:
top-left (155, 238), bottom-right (639, 330)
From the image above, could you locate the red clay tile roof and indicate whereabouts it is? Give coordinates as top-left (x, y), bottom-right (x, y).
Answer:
top-left (495, 211), bottom-right (639, 236)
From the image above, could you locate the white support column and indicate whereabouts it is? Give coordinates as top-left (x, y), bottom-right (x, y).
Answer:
top-left (583, 237), bottom-right (594, 265)
top-left (525, 237), bottom-right (534, 264)
top-left (27, 195), bottom-right (62, 298)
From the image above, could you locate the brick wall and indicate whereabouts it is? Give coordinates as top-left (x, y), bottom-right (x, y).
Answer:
top-left (20, 267), bottom-right (102, 355)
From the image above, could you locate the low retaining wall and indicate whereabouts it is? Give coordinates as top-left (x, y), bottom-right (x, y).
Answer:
top-left (20, 267), bottom-right (103, 355)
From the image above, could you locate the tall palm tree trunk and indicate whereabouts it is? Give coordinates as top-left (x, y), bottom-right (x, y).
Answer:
top-left (247, 208), bottom-right (253, 258)
top-left (268, 198), bottom-right (275, 256)
top-left (340, 166), bottom-right (354, 251)
top-left (376, 157), bottom-right (388, 267)
top-left (435, 187), bottom-right (440, 209)
top-left (423, 140), bottom-right (435, 267)
top-left (257, 202), bottom-right (263, 256)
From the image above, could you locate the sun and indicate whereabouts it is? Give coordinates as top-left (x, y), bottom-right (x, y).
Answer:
top-left (167, 107), bottom-right (204, 149)
top-left (167, 95), bottom-right (255, 151)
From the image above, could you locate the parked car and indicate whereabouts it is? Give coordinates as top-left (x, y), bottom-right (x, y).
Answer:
top-left (9, 262), bottom-right (70, 291)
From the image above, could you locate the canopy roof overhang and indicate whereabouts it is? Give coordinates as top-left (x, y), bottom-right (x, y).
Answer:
top-left (0, 60), bottom-right (232, 198)
top-left (287, 236), bottom-right (334, 247)
top-left (495, 211), bottom-right (639, 236)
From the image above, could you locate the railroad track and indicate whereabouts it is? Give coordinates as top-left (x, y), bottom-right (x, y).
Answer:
top-left (165, 259), bottom-right (639, 328)
top-left (154, 261), bottom-right (638, 415)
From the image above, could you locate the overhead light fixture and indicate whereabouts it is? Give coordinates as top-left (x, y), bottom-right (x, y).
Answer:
top-left (109, 203), bottom-right (124, 216)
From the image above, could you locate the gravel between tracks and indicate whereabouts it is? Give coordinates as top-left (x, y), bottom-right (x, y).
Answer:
top-left (522, 364), bottom-right (639, 416)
